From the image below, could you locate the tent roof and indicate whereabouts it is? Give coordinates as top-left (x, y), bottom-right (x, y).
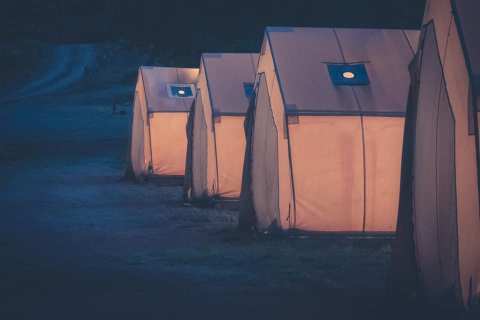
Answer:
top-left (452, 0), bottom-right (480, 98)
top-left (265, 27), bottom-right (418, 116)
top-left (140, 67), bottom-right (198, 112)
top-left (201, 53), bottom-right (258, 115)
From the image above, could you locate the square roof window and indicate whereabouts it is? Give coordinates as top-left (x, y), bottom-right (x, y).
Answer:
top-left (243, 82), bottom-right (254, 98)
top-left (328, 64), bottom-right (370, 86)
top-left (167, 84), bottom-right (195, 98)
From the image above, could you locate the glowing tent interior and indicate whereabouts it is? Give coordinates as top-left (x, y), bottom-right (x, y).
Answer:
top-left (128, 66), bottom-right (198, 181)
top-left (239, 27), bottom-right (418, 233)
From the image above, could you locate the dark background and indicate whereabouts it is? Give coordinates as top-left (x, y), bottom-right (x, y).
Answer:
top-left (1, 0), bottom-right (426, 64)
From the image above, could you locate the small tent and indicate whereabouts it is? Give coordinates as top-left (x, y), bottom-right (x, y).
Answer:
top-left (184, 53), bottom-right (258, 202)
top-left (129, 66), bottom-right (198, 181)
top-left (392, 0), bottom-right (480, 307)
top-left (239, 27), bottom-right (418, 233)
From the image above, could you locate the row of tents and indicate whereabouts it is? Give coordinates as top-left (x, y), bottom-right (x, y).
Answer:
top-left (127, 0), bottom-right (480, 309)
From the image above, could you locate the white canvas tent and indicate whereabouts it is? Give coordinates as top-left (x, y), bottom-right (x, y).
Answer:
top-left (239, 27), bottom-right (418, 233)
top-left (184, 53), bottom-right (258, 201)
top-left (392, 0), bottom-right (480, 307)
top-left (129, 66), bottom-right (198, 181)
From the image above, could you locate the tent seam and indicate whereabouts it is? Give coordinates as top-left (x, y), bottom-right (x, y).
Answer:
top-left (334, 28), bottom-right (368, 232)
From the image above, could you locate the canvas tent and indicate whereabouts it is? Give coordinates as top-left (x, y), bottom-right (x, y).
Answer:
top-left (129, 66), bottom-right (198, 180)
top-left (184, 53), bottom-right (258, 201)
top-left (391, 0), bottom-right (480, 307)
top-left (239, 27), bottom-right (418, 233)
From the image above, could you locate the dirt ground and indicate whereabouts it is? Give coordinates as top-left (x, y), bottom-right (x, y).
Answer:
top-left (0, 43), bottom-right (475, 320)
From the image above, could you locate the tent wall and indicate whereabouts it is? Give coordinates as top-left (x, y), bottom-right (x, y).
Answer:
top-left (246, 32), bottom-right (405, 232)
top-left (149, 112), bottom-right (188, 176)
top-left (130, 93), bottom-right (147, 178)
top-left (214, 116), bottom-right (246, 198)
top-left (393, 0), bottom-right (480, 307)
top-left (396, 22), bottom-right (462, 304)
top-left (190, 90), bottom-right (209, 199)
top-left (363, 117), bottom-right (404, 231)
top-left (255, 37), bottom-right (295, 229)
top-left (131, 72), bottom-right (153, 178)
top-left (423, 0), bottom-right (480, 305)
top-left (250, 73), bottom-right (280, 229)
top-left (130, 67), bottom-right (198, 180)
top-left (190, 55), bottom-right (256, 201)
top-left (289, 116), bottom-right (365, 232)
top-left (287, 116), bottom-right (404, 232)
top-left (192, 61), bottom-right (218, 198)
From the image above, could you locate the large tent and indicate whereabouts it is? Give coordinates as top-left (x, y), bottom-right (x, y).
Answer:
top-left (239, 27), bottom-right (418, 232)
top-left (391, 0), bottom-right (480, 307)
top-left (184, 53), bottom-right (258, 201)
top-left (128, 66), bottom-right (198, 181)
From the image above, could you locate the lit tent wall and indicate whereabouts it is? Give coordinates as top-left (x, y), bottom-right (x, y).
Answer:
top-left (239, 27), bottom-right (418, 232)
top-left (129, 67), bottom-right (198, 181)
top-left (392, 0), bottom-right (480, 307)
top-left (184, 53), bottom-right (258, 201)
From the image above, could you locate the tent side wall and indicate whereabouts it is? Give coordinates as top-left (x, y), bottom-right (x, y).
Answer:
top-left (149, 112), bottom-right (189, 176)
top-left (406, 22), bottom-right (461, 303)
top-left (253, 36), bottom-right (295, 230)
top-left (130, 92), bottom-right (147, 178)
top-left (249, 73), bottom-right (280, 229)
top-left (195, 60), bottom-right (218, 197)
top-left (190, 90), bottom-right (209, 199)
top-left (424, 0), bottom-right (480, 305)
top-left (214, 116), bottom-right (246, 198)
top-left (130, 71), bottom-right (152, 179)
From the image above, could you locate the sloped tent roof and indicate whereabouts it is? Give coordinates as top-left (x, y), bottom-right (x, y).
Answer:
top-left (453, 0), bottom-right (480, 99)
top-left (140, 66), bottom-right (198, 112)
top-left (265, 27), bottom-right (418, 116)
top-left (201, 53), bottom-right (259, 115)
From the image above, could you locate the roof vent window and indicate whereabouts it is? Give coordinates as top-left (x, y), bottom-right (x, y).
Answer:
top-left (328, 64), bottom-right (370, 86)
top-left (167, 84), bottom-right (195, 98)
